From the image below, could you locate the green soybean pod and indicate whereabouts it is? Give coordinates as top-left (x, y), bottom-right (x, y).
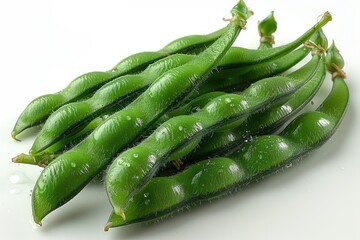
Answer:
top-left (182, 29), bottom-right (329, 162)
top-left (13, 28), bottom-right (319, 167)
top-left (11, 25), bottom-right (229, 140)
top-left (18, 44), bottom-right (308, 166)
top-left (26, 11), bottom-right (278, 154)
top-left (105, 49), bottom-right (324, 218)
top-left (31, 0), bottom-right (252, 225)
top-left (106, 44), bottom-right (349, 228)
top-left (12, 116), bottom-right (107, 167)
top-left (12, 11), bottom-right (331, 140)
top-left (29, 54), bottom-right (195, 154)
top-left (13, 92), bottom-right (227, 167)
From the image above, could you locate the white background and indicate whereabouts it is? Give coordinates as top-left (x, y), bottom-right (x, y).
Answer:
top-left (1, 0), bottom-right (359, 239)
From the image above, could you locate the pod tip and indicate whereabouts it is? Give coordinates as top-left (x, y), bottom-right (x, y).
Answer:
top-left (104, 222), bottom-right (112, 231)
top-left (11, 131), bottom-right (21, 141)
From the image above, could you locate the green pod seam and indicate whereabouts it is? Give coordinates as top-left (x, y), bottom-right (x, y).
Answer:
top-left (11, 27), bottom-right (229, 139)
top-left (31, 1), bottom-right (251, 225)
top-left (105, 53), bottom-right (323, 217)
top-left (106, 67), bottom-right (349, 229)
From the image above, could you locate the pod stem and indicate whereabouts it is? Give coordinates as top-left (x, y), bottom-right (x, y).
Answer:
top-left (12, 153), bottom-right (35, 164)
top-left (304, 40), bottom-right (326, 55)
top-left (331, 63), bottom-right (347, 80)
top-left (223, 0), bottom-right (253, 29)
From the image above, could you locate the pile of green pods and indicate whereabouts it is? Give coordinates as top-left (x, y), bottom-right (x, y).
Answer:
top-left (11, 0), bottom-right (349, 231)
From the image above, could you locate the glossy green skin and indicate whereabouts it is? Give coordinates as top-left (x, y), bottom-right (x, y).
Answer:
top-left (11, 27), bottom-right (228, 138)
top-left (16, 37), bottom-right (314, 166)
top-left (28, 14), bottom-right (283, 154)
top-left (107, 75), bottom-right (349, 228)
top-left (13, 12), bottom-right (331, 139)
top-left (16, 92), bottom-right (227, 167)
top-left (30, 40), bottom-right (310, 156)
top-left (31, 16), bottom-right (244, 224)
top-left (195, 46), bottom-right (309, 96)
top-left (185, 57), bottom-right (327, 162)
top-left (30, 54), bottom-right (195, 154)
top-left (12, 117), bottom-right (107, 167)
top-left (105, 54), bottom-right (323, 215)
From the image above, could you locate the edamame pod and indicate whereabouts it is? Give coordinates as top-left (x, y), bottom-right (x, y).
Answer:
top-left (106, 49), bottom-right (324, 218)
top-left (182, 29), bottom-right (329, 163)
top-left (106, 44), bottom-right (348, 228)
top-left (29, 42), bottom-right (311, 156)
top-left (28, 12), bottom-right (280, 154)
top-left (31, 0), bottom-right (252, 225)
top-left (13, 92), bottom-right (227, 167)
top-left (14, 28), bottom-right (319, 167)
top-left (11, 26), bottom-right (228, 140)
top-left (30, 54), bottom-right (195, 154)
top-left (12, 11), bottom-right (331, 139)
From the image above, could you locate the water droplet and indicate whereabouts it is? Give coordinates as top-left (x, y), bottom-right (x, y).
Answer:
top-left (133, 153), bottom-right (139, 158)
top-left (285, 163), bottom-right (293, 168)
top-left (148, 155), bottom-right (157, 164)
top-left (135, 117), bottom-right (143, 127)
top-left (230, 103), bottom-right (235, 107)
top-left (9, 188), bottom-right (21, 195)
top-left (311, 101), bottom-right (314, 105)
top-left (178, 126), bottom-right (183, 131)
top-left (143, 192), bottom-right (149, 198)
top-left (126, 116), bottom-right (132, 120)
top-left (9, 171), bottom-right (31, 184)
top-left (144, 199), bottom-right (151, 205)
top-left (191, 106), bottom-right (201, 113)
top-left (258, 154), bottom-right (263, 159)
top-left (225, 98), bottom-right (232, 103)
top-left (193, 122), bottom-right (203, 131)
top-left (71, 162), bottom-right (77, 168)
top-left (29, 219), bottom-right (39, 231)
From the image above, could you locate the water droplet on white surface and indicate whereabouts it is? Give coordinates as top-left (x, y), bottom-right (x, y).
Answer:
top-left (9, 171), bottom-right (31, 184)
top-left (29, 219), bottom-right (39, 231)
top-left (9, 188), bottom-right (21, 195)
